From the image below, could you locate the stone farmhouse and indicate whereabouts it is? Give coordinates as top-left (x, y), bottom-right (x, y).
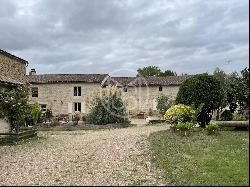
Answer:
top-left (27, 70), bottom-right (188, 119)
top-left (0, 49), bottom-right (188, 123)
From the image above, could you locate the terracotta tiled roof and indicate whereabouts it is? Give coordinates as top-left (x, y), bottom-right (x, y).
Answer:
top-left (0, 75), bottom-right (23, 86)
top-left (145, 76), bottom-right (190, 86)
top-left (0, 49), bottom-right (28, 65)
top-left (27, 74), bottom-right (109, 84)
top-left (102, 75), bottom-right (190, 87)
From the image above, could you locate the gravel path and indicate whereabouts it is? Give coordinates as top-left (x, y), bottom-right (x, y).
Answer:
top-left (0, 124), bottom-right (169, 186)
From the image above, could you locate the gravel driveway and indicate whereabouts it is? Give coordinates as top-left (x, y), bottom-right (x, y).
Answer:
top-left (0, 124), bottom-right (169, 186)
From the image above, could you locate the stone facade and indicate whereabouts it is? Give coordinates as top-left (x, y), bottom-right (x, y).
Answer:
top-left (29, 82), bottom-right (180, 117)
top-left (29, 83), bottom-right (102, 116)
top-left (0, 53), bottom-right (27, 83)
top-left (121, 85), bottom-right (179, 115)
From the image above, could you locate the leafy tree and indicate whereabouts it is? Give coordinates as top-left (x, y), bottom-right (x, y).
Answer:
top-left (159, 70), bottom-right (177, 76)
top-left (227, 68), bottom-right (249, 116)
top-left (0, 86), bottom-right (30, 133)
top-left (175, 74), bottom-right (224, 127)
top-left (137, 66), bottom-right (177, 77)
top-left (213, 67), bottom-right (228, 119)
top-left (137, 66), bottom-right (162, 77)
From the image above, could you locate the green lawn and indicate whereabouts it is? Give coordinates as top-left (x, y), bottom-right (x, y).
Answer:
top-left (149, 129), bottom-right (249, 186)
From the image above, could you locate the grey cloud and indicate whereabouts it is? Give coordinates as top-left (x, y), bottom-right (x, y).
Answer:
top-left (0, 0), bottom-right (248, 76)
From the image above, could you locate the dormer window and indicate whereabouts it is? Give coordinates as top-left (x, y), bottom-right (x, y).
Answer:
top-left (159, 86), bottom-right (163, 92)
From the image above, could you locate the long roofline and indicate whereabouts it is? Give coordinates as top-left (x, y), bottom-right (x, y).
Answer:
top-left (0, 49), bottom-right (28, 65)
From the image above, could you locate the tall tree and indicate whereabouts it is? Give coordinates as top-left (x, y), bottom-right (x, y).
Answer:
top-left (159, 70), bottom-right (177, 76)
top-left (226, 67), bottom-right (249, 116)
top-left (175, 73), bottom-right (224, 127)
top-left (213, 67), bottom-right (228, 119)
top-left (137, 66), bottom-right (161, 77)
top-left (137, 66), bottom-right (177, 77)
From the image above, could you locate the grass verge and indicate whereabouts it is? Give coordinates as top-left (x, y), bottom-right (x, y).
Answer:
top-left (149, 129), bottom-right (249, 186)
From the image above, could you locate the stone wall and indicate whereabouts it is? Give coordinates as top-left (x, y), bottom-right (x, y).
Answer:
top-left (0, 53), bottom-right (26, 82)
top-left (29, 83), bottom-right (102, 116)
top-left (122, 85), bottom-right (179, 115)
top-left (29, 82), bottom-right (180, 117)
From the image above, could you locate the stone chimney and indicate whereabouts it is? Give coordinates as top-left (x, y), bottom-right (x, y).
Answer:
top-left (29, 68), bottom-right (36, 75)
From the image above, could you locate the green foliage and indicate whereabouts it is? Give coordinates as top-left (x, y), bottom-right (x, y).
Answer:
top-left (137, 66), bottom-right (177, 77)
top-left (86, 87), bottom-right (129, 125)
top-left (171, 122), bottom-right (194, 136)
top-left (25, 102), bottom-right (42, 126)
top-left (149, 130), bottom-right (249, 186)
top-left (72, 112), bottom-right (81, 126)
top-left (176, 73), bottom-right (224, 127)
top-left (137, 66), bottom-right (161, 76)
top-left (220, 110), bottom-right (233, 121)
top-left (50, 119), bottom-right (60, 127)
top-left (206, 123), bottom-right (219, 135)
top-left (164, 104), bottom-right (196, 124)
top-left (156, 95), bottom-right (173, 116)
top-left (227, 68), bottom-right (249, 115)
top-left (30, 102), bottom-right (42, 125)
top-left (159, 70), bottom-right (177, 76)
top-left (41, 109), bottom-right (53, 123)
top-left (232, 113), bottom-right (248, 121)
top-left (0, 86), bottom-right (30, 132)
top-left (213, 67), bottom-right (228, 108)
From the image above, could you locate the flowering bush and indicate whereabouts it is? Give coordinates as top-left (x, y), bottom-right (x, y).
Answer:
top-left (0, 86), bottom-right (30, 132)
top-left (164, 104), bottom-right (196, 124)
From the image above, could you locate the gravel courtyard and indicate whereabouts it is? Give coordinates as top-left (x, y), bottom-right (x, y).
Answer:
top-left (0, 123), bottom-right (169, 186)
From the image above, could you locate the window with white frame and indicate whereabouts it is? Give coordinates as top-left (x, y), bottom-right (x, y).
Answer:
top-left (74, 102), bottom-right (81, 112)
top-left (74, 87), bottom-right (81, 96)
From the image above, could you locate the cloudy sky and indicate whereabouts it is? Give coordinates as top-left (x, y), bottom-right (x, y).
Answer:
top-left (0, 0), bottom-right (249, 76)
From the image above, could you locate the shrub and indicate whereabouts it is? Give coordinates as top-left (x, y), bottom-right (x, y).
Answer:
top-left (206, 123), bottom-right (219, 135)
top-left (176, 74), bottom-right (224, 127)
top-left (82, 114), bottom-right (86, 121)
top-left (50, 119), bottom-right (60, 127)
top-left (171, 122), bottom-right (194, 136)
top-left (86, 86), bottom-right (129, 125)
top-left (72, 112), bottom-right (81, 126)
top-left (41, 109), bottom-right (53, 123)
top-left (164, 104), bottom-right (196, 124)
top-left (233, 113), bottom-right (247, 121)
top-left (156, 95), bottom-right (173, 116)
top-left (25, 102), bottom-right (42, 126)
top-left (220, 110), bottom-right (233, 121)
